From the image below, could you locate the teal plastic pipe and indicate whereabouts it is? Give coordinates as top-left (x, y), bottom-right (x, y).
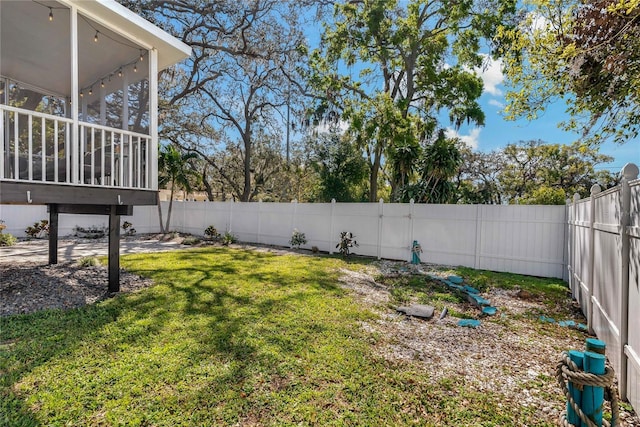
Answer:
top-left (582, 351), bottom-right (606, 427)
top-left (566, 350), bottom-right (584, 426)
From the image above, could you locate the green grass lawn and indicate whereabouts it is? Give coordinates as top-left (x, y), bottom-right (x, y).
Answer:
top-left (1, 248), bottom-right (579, 426)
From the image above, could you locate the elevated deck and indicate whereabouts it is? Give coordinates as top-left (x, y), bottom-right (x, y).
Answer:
top-left (1, 105), bottom-right (156, 206)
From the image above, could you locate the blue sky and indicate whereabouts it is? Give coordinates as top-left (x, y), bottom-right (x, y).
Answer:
top-left (304, 17), bottom-right (639, 175)
top-left (445, 58), bottom-right (640, 174)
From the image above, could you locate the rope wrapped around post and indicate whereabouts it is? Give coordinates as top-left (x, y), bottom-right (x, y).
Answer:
top-left (556, 351), bottom-right (620, 427)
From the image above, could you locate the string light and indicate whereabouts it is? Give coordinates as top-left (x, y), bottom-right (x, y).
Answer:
top-left (133, 64), bottom-right (137, 73)
top-left (80, 90), bottom-right (83, 98)
top-left (94, 31), bottom-right (99, 42)
top-left (140, 50), bottom-right (144, 62)
top-left (101, 80), bottom-right (105, 88)
top-left (48, 8), bottom-right (53, 21)
top-left (88, 87), bottom-right (93, 95)
top-left (118, 68), bottom-right (123, 77)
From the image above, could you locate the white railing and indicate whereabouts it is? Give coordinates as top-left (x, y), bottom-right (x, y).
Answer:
top-left (0, 104), bottom-right (152, 190)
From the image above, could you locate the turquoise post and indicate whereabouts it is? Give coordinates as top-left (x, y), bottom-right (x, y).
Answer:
top-left (411, 240), bottom-right (421, 264)
top-left (585, 338), bottom-right (606, 355)
top-left (566, 350), bottom-right (584, 426)
top-left (581, 351), bottom-right (606, 427)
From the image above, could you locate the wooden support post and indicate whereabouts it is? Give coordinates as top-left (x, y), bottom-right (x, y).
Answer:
top-left (582, 351), bottom-right (606, 427)
top-left (566, 350), bottom-right (584, 426)
top-left (48, 204), bottom-right (58, 264)
top-left (108, 205), bottom-right (120, 293)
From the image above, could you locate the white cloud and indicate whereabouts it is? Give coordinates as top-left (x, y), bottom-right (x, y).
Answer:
top-left (475, 54), bottom-right (504, 97)
top-left (488, 99), bottom-right (505, 109)
top-left (445, 127), bottom-right (481, 150)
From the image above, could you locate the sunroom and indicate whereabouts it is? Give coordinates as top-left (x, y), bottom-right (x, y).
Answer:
top-left (0, 0), bottom-right (190, 207)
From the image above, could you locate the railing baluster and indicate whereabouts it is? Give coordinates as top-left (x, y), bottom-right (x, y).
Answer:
top-left (14, 111), bottom-right (19, 180)
top-left (136, 136), bottom-right (141, 188)
top-left (118, 132), bottom-right (123, 187)
top-left (54, 119), bottom-right (58, 182)
top-left (101, 129), bottom-right (106, 186)
top-left (41, 117), bottom-right (46, 182)
top-left (65, 122), bottom-right (70, 183)
top-left (80, 124), bottom-right (85, 184)
top-left (110, 131), bottom-right (115, 187)
top-left (92, 129), bottom-right (96, 185)
top-left (128, 134), bottom-right (133, 188)
top-left (28, 115), bottom-right (33, 180)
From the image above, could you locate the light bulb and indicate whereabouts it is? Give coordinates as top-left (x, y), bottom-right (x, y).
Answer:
top-left (80, 91), bottom-right (84, 97)
top-left (94, 31), bottom-right (99, 42)
top-left (118, 69), bottom-right (122, 77)
top-left (133, 64), bottom-right (137, 73)
top-left (140, 50), bottom-right (144, 62)
top-left (49, 8), bottom-right (53, 21)
top-left (89, 87), bottom-right (93, 95)
top-left (101, 80), bottom-right (105, 88)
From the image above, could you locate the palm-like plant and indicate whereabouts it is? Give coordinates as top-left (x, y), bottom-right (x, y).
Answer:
top-left (158, 144), bottom-right (198, 233)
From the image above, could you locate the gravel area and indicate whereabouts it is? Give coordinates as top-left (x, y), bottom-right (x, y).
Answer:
top-left (1, 238), bottom-right (638, 425)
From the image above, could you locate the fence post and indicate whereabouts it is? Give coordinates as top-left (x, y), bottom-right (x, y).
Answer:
top-left (588, 184), bottom-right (601, 334)
top-left (256, 199), bottom-right (262, 244)
top-left (474, 204), bottom-right (483, 270)
top-left (408, 199), bottom-right (415, 262)
top-left (619, 162), bottom-right (639, 401)
top-left (329, 199), bottom-right (336, 254)
top-left (566, 198), bottom-right (573, 291)
top-left (377, 199), bottom-right (384, 260)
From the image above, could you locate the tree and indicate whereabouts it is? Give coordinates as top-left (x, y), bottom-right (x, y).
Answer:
top-left (309, 0), bottom-right (515, 201)
top-left (158, 144), bottom-right (197, 233)
top-left (118, 0), bottom-right (317, 201)
top-left (307, 131), bottom-right (369, 202)
top-left (498, 0), bottom-right (640, 144)
top-left (497, 140), bottom-right (615, 203)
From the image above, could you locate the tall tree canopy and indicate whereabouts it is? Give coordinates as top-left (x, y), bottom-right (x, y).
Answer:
top-left (498, 0), bottom-right (640, 144)
top-left (309, 0), bottom-right (515, 202)
top-left (119, 0), bottom-right (318, 201)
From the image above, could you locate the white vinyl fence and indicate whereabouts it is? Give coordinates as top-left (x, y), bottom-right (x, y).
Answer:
top-left (1, 200), bottom-right (568, 279)
top-left (567, 163), bottom-right (640, 408)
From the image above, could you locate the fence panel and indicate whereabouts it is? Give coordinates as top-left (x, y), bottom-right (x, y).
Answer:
top-left (293, 203), bottom-right (333, 252)
top-left (627, 180), bottom-right (640, 412)
top-left (571, 199), bottom-right (592, 316)
top-left (591, 188), bottom-right (624, 379)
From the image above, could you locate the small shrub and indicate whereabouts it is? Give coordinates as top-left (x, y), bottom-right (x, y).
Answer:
top-left (77, 256), bottom-right (99, 267)
top-left (122, 221), bottom-right (136, 236)
top-left (182, 236), bottom-right (201, 245)
top-left (221, 231), bottom-right (237, 246)
top-left (25, 219), bottom-right (49, 239)
top-left (0, 233), bottom-right (17, 246)
top-left (289, 229), bottom-right (307, 249)
top-left (0, 220), bottom-right (17, 246)
top-left (336, 231), bottom-right (358, 257)
top-left (204, 225), bottom-right (220, 240)
top-left (74, 225), bottom-right (106, 239)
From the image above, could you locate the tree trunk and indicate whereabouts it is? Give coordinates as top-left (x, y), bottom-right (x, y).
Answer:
top-left (368, 142), bottom-right (383, 202)
top-left (241, 133), bottom-right (252, 202)
top-left (156, 192), bottom-right (165, 234)
top-left (165, 186), bottom-right (174, 232)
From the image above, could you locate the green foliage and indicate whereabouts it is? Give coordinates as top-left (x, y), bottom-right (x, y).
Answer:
top-left (289, 229), bottom-right (307, 249)
top-left (336, 231), bottom-right (358, 257)
top-left (24, 220), bottom-right (49, 239)
top-left (498, 0), bottom-right (640, 145)
top-left (520, 186), bottom-right (567, 205)
top-left (121, 221), bottom-right (136, 236)
top-left (74, 225), bottom-right (106, 239)
top-left (158, 143), bottom-right (199, 232)
top-left (182, 236), bottom-right (201, 245)
top-left (204, 225), bottom-right (220, 239)
top-left (77, 257), bottom-right (99, 267)
top-left (308, 132), bottom-right (368, 202)
top-left (221, 231), bottom-right (238, 246)
top-left (309, 0), bottom-right (515, 201)
top-left (0, 220), bottom-right (17, 246)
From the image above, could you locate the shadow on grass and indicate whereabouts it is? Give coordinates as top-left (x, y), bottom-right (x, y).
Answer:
top-left (1, 246), bottom-right (371, 425)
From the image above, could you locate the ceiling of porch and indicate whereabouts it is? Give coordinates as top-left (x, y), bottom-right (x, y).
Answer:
top-left (0, 0), bottom-right (150, 98)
